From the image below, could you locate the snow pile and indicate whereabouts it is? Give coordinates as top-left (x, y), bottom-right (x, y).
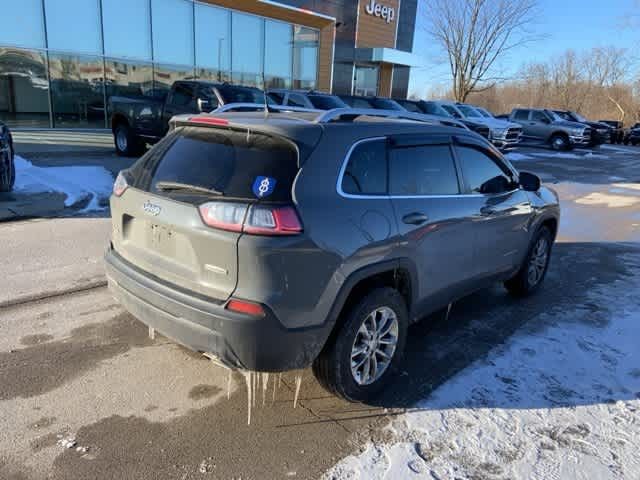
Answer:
top-left (324, 252), bottom-right (640, 480)
top-left (14, 155), bottom-right (114, 212)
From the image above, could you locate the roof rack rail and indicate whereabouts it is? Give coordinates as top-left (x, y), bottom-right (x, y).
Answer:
top-left (313, 108), bottom-right (440, 124)
top-left (213, 103), bottom-right (321, 113)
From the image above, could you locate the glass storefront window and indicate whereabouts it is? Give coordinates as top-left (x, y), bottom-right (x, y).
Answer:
top-left (196, 67), bottom-right (230, 84)
top-left (231, 13), bottom-right (263, 88)
top-left (293, 27), bottom-right (319, 90)
top-left (104, 59), bottom-right (153, 119)
top-left (195, 3), bottom-right (230, 81)
top-left (48, 53), bottom-right (105, 128)
top-left (153, 64), bottom-right (196, 96)
top-left (264, 20), bottom-right (292, 89)
top-left (152, 0), bottom-right (194, 66)
top-left (0, 48), bottom-right (50, 128)
top-left (102, 0), bottom-right (152, 60)
top-left (45, 0), bottom-right (102, 55)
top-left (0, 0), bottom-right (46, 49)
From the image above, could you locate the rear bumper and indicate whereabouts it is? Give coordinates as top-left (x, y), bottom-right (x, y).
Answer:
top-left (105, 247), bottom-right (326, 372)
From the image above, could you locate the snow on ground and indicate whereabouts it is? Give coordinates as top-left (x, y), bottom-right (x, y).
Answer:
top-left (528, 152), bottom-right (609, 160)
top-left (14, 155), bottom-right (114, 212)
top-left (504, 152), bottom-right (533, 162)
top-left (324, 250), bottom-right (640, 479)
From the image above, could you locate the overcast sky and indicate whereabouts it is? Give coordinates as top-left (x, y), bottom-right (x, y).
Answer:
top-left (408, 0), bottom-right (639, 98)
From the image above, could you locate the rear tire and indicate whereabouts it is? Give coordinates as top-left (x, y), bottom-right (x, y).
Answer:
top-left (0, 142), bottom-right (15, 193)
top-left (505, 227), bottom-right (553, 297)
top-left (114, 123), bottom-right (144, 157)
top-left (550, 133), bottom-right (570, 151)
top-left (312, 287), bottom-right (408, 403)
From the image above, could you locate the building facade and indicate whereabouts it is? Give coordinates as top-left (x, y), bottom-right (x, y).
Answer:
top-left (0, 0), bottom-right (420, 129)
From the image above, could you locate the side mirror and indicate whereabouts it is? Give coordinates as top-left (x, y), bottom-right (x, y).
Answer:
top-left (519, 171), bottom-right (541, 192)
top-left (197, 97), bottom-right (211, 112)
top-left (480, 175), bottom-right (511, 194)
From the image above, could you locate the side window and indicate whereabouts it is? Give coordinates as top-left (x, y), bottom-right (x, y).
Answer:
top-left (389, 145), bottom-right (459, 196)
top-left (341, 140), bottom-right (387, 195)
top-left (530, 110), bottom-right (547, 122)
top-left (456, 146), bottom-right (513, 194)
top-left (287, 94), bottom-right (307, 107)
top-left (168, 83), bottom-right (195, 108)
top-left (513, 109), bottom-right (529, 121)
top-left (198, 87), bottom-right (219, 109)
top-left (268, 92), bottom-right (284, 104)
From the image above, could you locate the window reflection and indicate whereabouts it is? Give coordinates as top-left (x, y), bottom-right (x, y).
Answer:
top-left (0, 0), bottom-right (46, 49)
top-left (152, 0), bottom-right (194, 65)
top-left (45, 0), bottom-right (102, 55)
top-left (293, 27), bottom-right (319, 90)
top-left (196, 67), bottom-right (230, 84)
top-left (102, 0), bottom-right (152, 60)
top-left (153, 64), bottom-right (196, 96)
top-left (231, 13), bottom-right (263, 88)
top-left (48, 53), bottom-right (105, 128)
top-left (104, 59), bottom-right (153, 118)
top-left (195, 3), bottom-right (230, 80)
top-left (264, 20), bottom-right (292, 89)
top-left (0, 48), bottom-right (50, 127)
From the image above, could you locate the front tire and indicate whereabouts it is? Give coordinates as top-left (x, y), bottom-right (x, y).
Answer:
top-left (0, 142), bottom-right (15, 193)
top-left (505, 227), bottom-right (553, 297)
top-left (550, 133), bottom-right (570, 151)
top-left (312, 288), bottom-right (408, 403)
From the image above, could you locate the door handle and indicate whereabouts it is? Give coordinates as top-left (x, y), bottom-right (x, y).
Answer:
top-left (480, 206), bottom-right (496, 216)
top-left (402, 212), bottom-right (429, 225)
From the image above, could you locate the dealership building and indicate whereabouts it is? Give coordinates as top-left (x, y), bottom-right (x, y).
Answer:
top-left (0, 0), bottom-right (421, 129)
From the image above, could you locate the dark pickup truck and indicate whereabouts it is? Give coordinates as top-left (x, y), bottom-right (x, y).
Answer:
top-left (552, 110), bottom-right (611, 146)
top-left (109, 81), bottom-right (272, 156)
top-left (599, 120), bottom-right (624, 144)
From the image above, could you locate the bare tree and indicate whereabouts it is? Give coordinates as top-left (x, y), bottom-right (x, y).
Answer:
top-left (424, 0), bottom-right (538, 101)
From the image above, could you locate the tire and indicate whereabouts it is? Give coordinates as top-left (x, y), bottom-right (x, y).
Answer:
top-left (550, 133), bottom-right (570, 151)
top-left (504, 227), bottom-right (553, 297)
top-left (0, 142), bottom-right (15, 193)
top-left (312, 287), bottom-right (408, 403)
top-left (114, 123), bottom-right (144, 157)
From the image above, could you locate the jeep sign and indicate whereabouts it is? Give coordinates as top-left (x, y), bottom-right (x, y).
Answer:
top-left (364, 0), bottom-right (395, 23)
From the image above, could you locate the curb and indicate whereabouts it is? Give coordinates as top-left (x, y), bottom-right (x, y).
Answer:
top-left (0, 278), bottom-right (108, 310)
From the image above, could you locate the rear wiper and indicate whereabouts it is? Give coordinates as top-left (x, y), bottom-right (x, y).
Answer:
top-left (155, 181), bottom-right (223, 196)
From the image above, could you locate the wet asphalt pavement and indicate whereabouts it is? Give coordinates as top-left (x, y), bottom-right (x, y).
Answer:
top-left (0, 143), bottom-right (639, 479)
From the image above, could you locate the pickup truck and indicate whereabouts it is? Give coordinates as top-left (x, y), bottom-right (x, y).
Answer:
top-left (598, 120), bottom-right (624, 144)
top-left (508, 108), bottom-right (591, 150)
top-left (109, 80), bottom-right (272, 156)
top-left (552, 110), bottom-right (611, 146)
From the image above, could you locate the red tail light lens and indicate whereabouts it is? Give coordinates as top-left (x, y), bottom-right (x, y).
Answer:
top-left (187, 116), bottom-right (229, 126)
top-left (198, 202), bottom-right (302, 236)
top-left (198, 202), bottom-right (247, 232)
top-left (113, 171), bottom-right (128, 197)
top-left (226, 299), bottom-right (265, 317)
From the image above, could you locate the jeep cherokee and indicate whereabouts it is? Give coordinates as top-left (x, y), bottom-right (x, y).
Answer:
top-left (105, 109), bottom-right (560, 402)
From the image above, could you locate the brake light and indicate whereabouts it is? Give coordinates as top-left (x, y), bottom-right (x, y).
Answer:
top-left (226, 299), bottom-right (265, 317)
top-left (113, 171), bottom-right (128, 197)
top-left (188, 116), bottom-right (229, 126)
top-left (198, 202), bottom-right (302, 235)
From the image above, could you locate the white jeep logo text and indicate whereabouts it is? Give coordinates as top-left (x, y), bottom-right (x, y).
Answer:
top-left (364, 0), bottom-right (395, 23)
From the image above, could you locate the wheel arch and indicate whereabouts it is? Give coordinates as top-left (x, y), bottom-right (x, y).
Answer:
top-left (111, 113), bottom-right (129, 132)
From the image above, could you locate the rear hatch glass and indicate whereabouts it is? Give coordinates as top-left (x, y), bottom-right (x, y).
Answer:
top-left (114, 126), bottom-right (299, 301)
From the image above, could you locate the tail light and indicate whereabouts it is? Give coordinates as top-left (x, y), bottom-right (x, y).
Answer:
top-left (226, 298), bottom-right (265, 317)
top-left (113, 171), bottom-right (128, 197)
top-left (198, 201), bottom-right (302, 236)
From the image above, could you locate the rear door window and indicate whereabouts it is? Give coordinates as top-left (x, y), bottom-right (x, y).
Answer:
top-left (341, 140), bottom-right (387, 195)
top-left (131, 127), bottom-right (298, 203)
top-left (389, 145), bottom-right (460, 196)
top-left (455, 145), bottom-right (513, 194)
top-left (168, 83), bottom-right (196, 108)
top-left (287, 94), bottom-right (308, 107)
top-left (513, 110), bottom-right (529, 121)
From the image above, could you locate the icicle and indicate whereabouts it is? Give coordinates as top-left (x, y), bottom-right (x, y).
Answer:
top-left (272, 374), bottom-right (277, 403)
top-left (293, 374), bottom-right (303, 408)
top-left (445, 302), bottom-right (452, 322)
top-left (242, 371), bottom-right (253, 425)
top-left (148, 327), bottom-right (155, 340)
top-left (226, 370), bottom-right (232, 400)
top-left (278, 372), bottom-right (282, 388)
top-left (252, 372), bottom-right (257, 408)
top-left (262, 373), bottom-right (269, 407)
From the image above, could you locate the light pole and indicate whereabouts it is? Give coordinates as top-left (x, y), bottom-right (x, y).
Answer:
top-left (217, 38), bottom-right (224, 82)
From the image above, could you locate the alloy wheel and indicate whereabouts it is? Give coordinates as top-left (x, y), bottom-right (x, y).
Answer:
top-left (527, 237), bottom-right (549, 287)
top-left (350, 306), bottom-right (399, 386)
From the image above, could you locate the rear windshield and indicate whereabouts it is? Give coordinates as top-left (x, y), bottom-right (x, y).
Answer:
top-left (130, 126), bottom-right (298, 203)
top-left (308, 95), bottom-right (347, 110)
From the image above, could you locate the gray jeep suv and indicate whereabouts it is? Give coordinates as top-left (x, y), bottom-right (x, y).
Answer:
top-left (105, 109), bottom-right (560, 402)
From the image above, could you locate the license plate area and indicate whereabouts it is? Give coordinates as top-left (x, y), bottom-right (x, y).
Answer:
top-left (147, 223), bottom-right (176, 256)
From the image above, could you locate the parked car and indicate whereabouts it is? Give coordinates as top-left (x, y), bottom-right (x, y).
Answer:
top-left (508, 108), bottom-right (591, 150)
top-left (431, 101), bottom-right (523, 150)
top-left (394, 99), bottom-right (491, 139)
top-left (552, 110), bottom-right (610, 146)
top-left (0, 121), bottom-right (15, 192)
top-left (267, 89), bottom-right (348, 110)
top-left (599, 120), bottom-right (624, 144)
top-left (105, 108), bottom-right (559, 402)
top-left (624, 123), bottom-right (640, 145)
top-left (337, 95), bottom-right (406, 111)
top-left (109, 80), bottom-right (274, 156)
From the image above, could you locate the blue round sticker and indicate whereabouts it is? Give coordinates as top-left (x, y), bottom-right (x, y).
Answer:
top-left (252, 176), bottom-right (277, 198)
